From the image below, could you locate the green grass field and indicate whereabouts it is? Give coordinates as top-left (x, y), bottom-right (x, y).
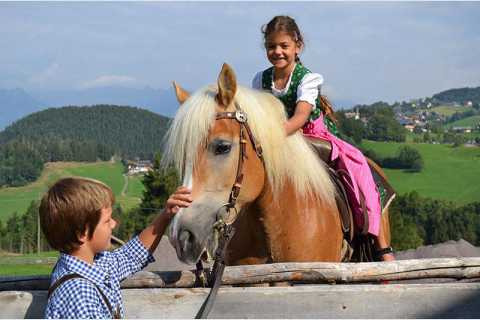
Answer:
top-left (0, 161), bottom-right (145, 222)
top-left (430, 105), bottom-right (472, 116)
top-left (362, 141), bottom-right (480, 204)
top-left (445, 115), bottom-right (480, 129)
top-left (0, 251), bottom-right (58, 276)
top-left (0, 264), bottom-right (54, 276)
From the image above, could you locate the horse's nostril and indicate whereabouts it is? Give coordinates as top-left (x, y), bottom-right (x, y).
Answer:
top-left (179, 229), bottom-right (194, 254)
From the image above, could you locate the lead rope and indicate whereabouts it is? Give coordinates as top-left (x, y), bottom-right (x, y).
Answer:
top-left (195, 221), bottom-right (236, 319)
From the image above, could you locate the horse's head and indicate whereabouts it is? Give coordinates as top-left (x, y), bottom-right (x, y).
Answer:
top-left (164, 64), bottom-right (267, 264)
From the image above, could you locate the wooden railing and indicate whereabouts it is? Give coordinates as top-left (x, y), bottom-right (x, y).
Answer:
top-left (2, 257), bottom-right (480, 291)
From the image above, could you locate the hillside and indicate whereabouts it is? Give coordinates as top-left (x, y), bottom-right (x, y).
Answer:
top-left (430, 105), bottom-right (472, 117)
top-left (445, 115), bottom-right (480, 129)
top-left (0, 105), bottom-right (172, 186)
top-left (432, 87), bottom-right (480, 104)
top-left (0, 161), bottom-right (144, 221)
top-left (0, 86), bottom-right (180, 130)
top-left (0, 105), bottom-right (171, 158)
top-left (362, 141), bottom-right (480, 204)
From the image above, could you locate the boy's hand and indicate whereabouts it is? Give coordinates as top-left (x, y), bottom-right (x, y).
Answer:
top-left (164, 186), bottom-right (192, 216)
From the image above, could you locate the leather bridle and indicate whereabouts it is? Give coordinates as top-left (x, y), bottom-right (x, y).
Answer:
top-left (215, 102), bottom-right (264, 215)
top-left (195, 102), bottom-right (264, 318)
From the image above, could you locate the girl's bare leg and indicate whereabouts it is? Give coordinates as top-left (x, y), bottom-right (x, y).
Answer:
top-left (375, 211), bottom-right (395, 261)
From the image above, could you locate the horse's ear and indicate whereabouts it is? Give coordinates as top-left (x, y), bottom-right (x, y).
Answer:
top-left (172, 81), bottom-right (190, 104)
top-left (216, 63), bottom-right (237, 108)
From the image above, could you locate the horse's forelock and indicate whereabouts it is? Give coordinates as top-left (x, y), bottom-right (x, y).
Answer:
top-left (162, 85), bottom-right (217, 178)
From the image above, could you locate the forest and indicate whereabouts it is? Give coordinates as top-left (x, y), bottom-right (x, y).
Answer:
top-left (0, 105), bottom-right (170, 186)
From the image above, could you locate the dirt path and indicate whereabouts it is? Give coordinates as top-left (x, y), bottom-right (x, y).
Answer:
top-left (121, 174), bottom-right (128, 196)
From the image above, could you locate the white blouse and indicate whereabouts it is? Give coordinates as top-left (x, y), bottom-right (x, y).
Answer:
top-left (252, 66), bottom-right (324, 107)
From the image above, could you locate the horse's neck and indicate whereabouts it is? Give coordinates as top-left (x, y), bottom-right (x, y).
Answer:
top-left (257, 179), bottom-right (343, 262)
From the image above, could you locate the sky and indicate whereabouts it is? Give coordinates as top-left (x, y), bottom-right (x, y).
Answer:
top-left (1, 1), bottom-right (479, 105)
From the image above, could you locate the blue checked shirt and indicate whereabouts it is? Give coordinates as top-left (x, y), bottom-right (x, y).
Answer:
top-left (45, 236), bottom-right (155, 319)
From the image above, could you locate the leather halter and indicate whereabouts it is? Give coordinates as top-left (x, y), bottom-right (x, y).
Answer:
top-left (214, 102), bottom-right (264, 223)
top-left (195, 102), bottom-right (264, 319)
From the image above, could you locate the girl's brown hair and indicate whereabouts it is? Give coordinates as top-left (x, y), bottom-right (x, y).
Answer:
top-left (262, 15), bottom-right (336, 122)
top-left (39, 177), bottom-right (115, 253)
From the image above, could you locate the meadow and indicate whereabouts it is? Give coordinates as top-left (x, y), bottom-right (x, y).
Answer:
top-left (0, 161), bottom-right (144, 222)
top-left (430, 105), bottom-right (471, 116)
top-left (446, 115), bottom-right (480, 129)
top-left (361, 141), bottom-right (480, 204)
top-left (0, 251), bottom-right (57, 276)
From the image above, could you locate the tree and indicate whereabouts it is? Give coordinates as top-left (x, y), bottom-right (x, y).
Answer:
top-left (452, 134), bottom-right (465, 147)
top-left (397, 146), bottom-right (424, 171)
top-left (140, 153), bottom-right (179, 225)
top-left (337, 113), bottom-right (365, 145)
top-left (423, 132), bottom-right (431, 143)
top-left (390, 210), bottom-right (424, 250)
top-left (21, 200), bottom-right (40, 254)
top-left (366, 114), bottom-right (407, 142)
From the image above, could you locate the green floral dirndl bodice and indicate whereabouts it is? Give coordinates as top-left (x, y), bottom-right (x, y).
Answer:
top-left (261, 64), bottom-right (338, 136)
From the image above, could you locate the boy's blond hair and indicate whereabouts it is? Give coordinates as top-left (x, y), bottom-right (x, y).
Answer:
top-left (39, 177), bottom-right (115, 253)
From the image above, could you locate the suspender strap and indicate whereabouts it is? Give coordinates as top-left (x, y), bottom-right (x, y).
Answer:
top-left (48, 273), bottom-right (120, 319)
top-left (47, 273), bottom-right (82, 299)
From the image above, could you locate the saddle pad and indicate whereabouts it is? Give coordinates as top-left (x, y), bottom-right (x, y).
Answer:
top-left (366, 158), bottom-right (396, 215)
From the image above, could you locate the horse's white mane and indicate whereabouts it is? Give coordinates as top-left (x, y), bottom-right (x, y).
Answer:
top-left (163, 84), bottom-right (336, 205)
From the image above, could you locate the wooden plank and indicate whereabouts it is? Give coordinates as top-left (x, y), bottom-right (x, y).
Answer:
top-left (3, 258), bottom-right (480, 290)
top-left (3, 284), bottom-right (480, 318)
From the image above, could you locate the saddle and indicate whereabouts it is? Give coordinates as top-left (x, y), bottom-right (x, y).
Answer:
top-left (306, 136), bottom-right (396, 262)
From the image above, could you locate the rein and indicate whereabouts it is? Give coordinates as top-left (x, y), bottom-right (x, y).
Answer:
top-left (195, 102), bottom-right (263, 319)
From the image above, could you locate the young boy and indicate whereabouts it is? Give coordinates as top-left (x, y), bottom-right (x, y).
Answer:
top-left (39, 177), bottom-right (191, 319)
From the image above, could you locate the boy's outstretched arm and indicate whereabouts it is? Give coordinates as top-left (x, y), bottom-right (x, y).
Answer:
top-left (138, 186), bottom-right (192, 253)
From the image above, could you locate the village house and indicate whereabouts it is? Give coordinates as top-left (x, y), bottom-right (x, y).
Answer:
top-left (452, 126), bottom-right (472, 134)
top-left (127, 160), bottom-right (153, 175)
top-left (344, 108), bottom-right (360, 120)
top-left (404, 124), bottom-right (416, 132)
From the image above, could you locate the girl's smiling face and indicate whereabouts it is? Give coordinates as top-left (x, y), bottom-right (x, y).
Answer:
top-left (265, 31), bottom-right (302, 71)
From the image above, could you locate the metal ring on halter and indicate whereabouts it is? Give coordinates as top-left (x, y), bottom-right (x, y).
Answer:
top-left (235, 111), bottom-right (247, 123)
top-left (215, 203), bottom-right (239, 226)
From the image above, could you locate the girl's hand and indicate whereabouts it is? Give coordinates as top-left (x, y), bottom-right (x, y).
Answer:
top-left (164, 186), bottom-right (192, 216)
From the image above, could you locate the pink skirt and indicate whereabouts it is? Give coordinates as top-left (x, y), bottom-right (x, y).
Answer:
top-left (303, 115), bottom-right (381, 236)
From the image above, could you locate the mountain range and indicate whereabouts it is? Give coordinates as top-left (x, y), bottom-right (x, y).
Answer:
top-left (1, 85), bottom-right (479, 131)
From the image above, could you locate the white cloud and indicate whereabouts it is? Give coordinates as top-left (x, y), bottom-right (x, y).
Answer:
top-left (78, 75), bottom-right (138, 89)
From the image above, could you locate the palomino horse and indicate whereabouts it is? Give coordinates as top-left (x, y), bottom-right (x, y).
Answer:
top-left (164, 63), bottom-right (391, 265)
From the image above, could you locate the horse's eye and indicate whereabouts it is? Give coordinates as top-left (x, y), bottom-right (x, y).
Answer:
top-left (214, 141), bottom-right (232, 155)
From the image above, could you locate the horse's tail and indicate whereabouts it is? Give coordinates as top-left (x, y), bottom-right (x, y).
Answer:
top-left (320, 95), bottom-right (337, 123)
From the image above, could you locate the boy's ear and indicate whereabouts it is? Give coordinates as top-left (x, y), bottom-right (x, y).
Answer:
top-left (77, 229), bottom-right (88, 244)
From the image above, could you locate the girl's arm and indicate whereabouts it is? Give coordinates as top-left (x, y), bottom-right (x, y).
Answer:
top-left (284, 101), bottom-right (313, 135)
